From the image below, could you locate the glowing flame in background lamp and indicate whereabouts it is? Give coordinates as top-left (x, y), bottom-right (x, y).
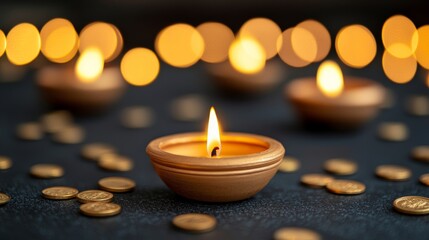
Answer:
top-left (207, 107), bottom-right (222, 157)
top-left (75, 47), bottom-right (104, 83)
top-left (228, 36), bottom-right (266, 74)
top-left (317, 60), bottom-right (344, 98)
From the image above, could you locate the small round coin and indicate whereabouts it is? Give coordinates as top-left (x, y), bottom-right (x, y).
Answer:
top-left (81, 143), bottom-right (116, 161)
top-left (393, 196), bottom-right (429, 215)
top-left (380, 89), bottom-right (395, 109)
top-left (326, 179), bottom-right (366, 195)
top-left (80, 202), bottom-right (121, 217)
top-left (170, 94), bottom-right (207, 122)
top-left (273, 227), bottom-right (321, 240)
top-left (121, 106), bottom-right (154, 129)
top-left (324, 158), bottom-right (357, 175)
top-left (0, 192), bottom-right (11, 205)
top-left (98, 154), bottom-right (133, 172)
top-left (406, 95), bottom-right (429, 116)
top-left (419, 173), bottom-right (429, 186)
top-left (42, 186), bottom-right (79, 200)
top-left (0, 156), bottom-right (12, 170)
top-left (172, 213), bottom-right (217, 233)
top-left (377, 122), bottom-right (408, 142)
top-left (375, 165), bottom-right (411, 181)
top-left (278, 156), bottom-right (300, 173)
top-left (411, 146), bottom-right (429, 163)
top-left (98, 177), bottom-right (136, 193)
top-left (30, 164), bottom-right (64, 179)
top-left (300, 174), bottom-right (334, 188)
top-left (41, 110), bottom-right (73, 134)
top-left (52, 125), bottom-right (85, 144)
top-left (16, 122), bottom-right (43, 141)
top-left (77, 190), bottom-right (113, 203)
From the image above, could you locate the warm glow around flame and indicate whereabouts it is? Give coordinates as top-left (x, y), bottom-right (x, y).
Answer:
top-left (207, 107), bottom-right (221, 157)
top-left (228, 36), bottom-right (266, 74)
top-left (317, 60), bottom-right (344, 98)
top-left (75, 47), bottom-right (104, 83)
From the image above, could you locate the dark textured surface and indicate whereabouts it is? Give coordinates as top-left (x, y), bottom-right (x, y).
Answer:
top-left (0, 59), bottom-right (428, 240)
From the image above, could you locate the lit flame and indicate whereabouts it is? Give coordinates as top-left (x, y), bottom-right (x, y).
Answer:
top-left (207, 107), bottom-right (221, 157)
top-left (75, 47), bottom-right (104, 83)
top-left (228, 36), bottom-right (266, 74)
top-left (316, 60), bottom-right (344, 98)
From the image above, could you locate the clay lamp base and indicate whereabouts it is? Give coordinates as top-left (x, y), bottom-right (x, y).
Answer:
top-left (36, 65), bottom-right (125, 113)
top-left (206, 60), bottom-right (284, 95)
top-left (146, 132), bottom-right (285, 202)
top-left (285, 77), bottom-right (385, 129)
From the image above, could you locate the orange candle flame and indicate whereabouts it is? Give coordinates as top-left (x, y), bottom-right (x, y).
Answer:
top-left (207, 107), bottom-right (221, 157)
top-left (75, 47), bottom-right (104, 83)
top-left (316, 60), bottom-right (344, 98)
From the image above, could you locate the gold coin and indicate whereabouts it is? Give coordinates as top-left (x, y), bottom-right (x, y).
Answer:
top-left (30, 164), bottom-right (64, 179)
top-left (16, 122), bottom-right (43, 140)
top-left (42, 186), bottom-right (79, 200)
top-left (419, 173), bottom-right (429, 186)
top-left (80, 202), bottom-right (121, 217)
top-left (380, 89), bottom-right (395, 109)
top-left (52, 125), bottom-right (84, 144)
top-left (77, 190), bottom-right (113, 204)
top-left (323, 158), bottom-right (357, 175)
top-left (121, 106), bottom-right (154, 128)
top-left (377, 122), bottom-right (408, 142)
top-left (41, 110), bottom-right (73, 133)
top-left (278, 156), bottom-right (300, 173)
top-left (172, 213), bottom-right (217, 233)
top-left (407, 95), bottom-right (429, 116)
top-left (300, 174), bottom-right (334, 188)
top-left (375, 165), bottom-right (411, 181)
top-left (170, 94), bottom-right (207, 122)
top-left (98, 154), bottom-right (133, 172)
top-left (411, 146), bottom-right (429, 163)
top-left (81, 143), bottom-right (116, 161)
top-left (0, 192), bottom-right (11, 205)
top-left (393, 196), bottom-right (429, 215)
top-left (0, 156), bottom-right (12, 170)
top-left (98, 177), bottom-right (136, 193)
top-left (274, 227), bottom-right (321, 240)
top-left (326, 179), bottom-right (366, 195)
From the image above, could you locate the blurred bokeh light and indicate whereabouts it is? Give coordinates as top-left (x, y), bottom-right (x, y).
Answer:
top-left (75, 47), bottom-right (104, 83)
top-left (228, 36), bottom-right (265, 74)
top-left (296, 20), bottom-right (331, 62)
top-left (0, 30), bottom-right (6, 58)
top-left (277, 27), bottom-right (312, 67)
top-left (382, 15), bottom-right (417, 59)
top-left (382, 50), bottom-right (416, 84)
top-left (6, 23), bottom-right (41, 66)
top-left (197, 22), bottom-right (234, 63)
top-left (120, 48), bottom-right (160, 86)
top-left (415, 25), bottom-right (429, 70)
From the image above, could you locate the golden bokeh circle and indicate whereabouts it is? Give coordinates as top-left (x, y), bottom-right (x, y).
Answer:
top-left (6, 23), bottom-right (41, 65)
top-left (120, 48), bottom-right (160, 86)
top-left (291, 27), bottom-right (318, 63)
top-left (277, 28), bottom-right (312, 68)
top-left (0, 30), bottom-right (6, 58)
top-left (382, 15), bottom-right (417, 59)
top-left (382, 50), bottom-right (416, 84)
top-left (415, 25), bottom-right (429, 70)
top-left (197, 22), bottom-right (234, 63)
top-left (228, 36), bottom-right (266, 74)
top-left (155, 23), bottom-right (204, 68)
top-left (336, 25), bottom-right (377, 68)
top-left (296, 20), bottom-right (331, 62)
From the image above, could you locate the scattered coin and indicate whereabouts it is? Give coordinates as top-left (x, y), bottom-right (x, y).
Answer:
top-left (52, 125), bottom-right (85, 144)
top-left (121, 106), bottom-right (154, 128)
top-left (0, 192), bottom-right (11, 205)
top-left (411, 146), bottom-right (429, 163)
top-left (30, 164), bottom-right (64, 179)
top-left (172, 213), bottom-right (217, 233)
top-left (81, 143), bottom-right (116, 161)
top-left (375, 165), bottom-right (411, 181)
top-left (274, 227), bottom-right (321, 240)
top-left (41, 110), bottom-right (73, 133)
top-left (393, 196), bottom-right (429, 215)
top-left (326, 179), bottom-right (366, 195)
top-left (377, 122), bottom-right (408, 142)
top-left (98, 177), bottom-right (136, 193)
top-left (406, 95), bottom-right (429, 116)
top-left (16, 122), bottom-right (43, 140)
top-left (170, 94), bottom-right (207, 122)
top-left (323, 158), bottom-right (357, 175)
top-left (76, 190), bottom-right (113, 203)
top-left (98, 154), bottom-right (133, 172)
top-left (278, 156), bottom-right (300, 173)
top-left (80, 202), bottom-right (121, 217)
top-left (380, 89), bottom-right (395, 109)
top-left (42, 186), bottom-right (79, 200)
top-left (300, 174), bottom-right (334, 188)
top-left (419, 173), bottom-right (429, 186)
top-left (0, 156), bottom-right (12, 170)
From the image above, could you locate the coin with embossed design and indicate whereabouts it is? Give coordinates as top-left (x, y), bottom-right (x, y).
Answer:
top-left (80, 202), bottom-right (121, 217)
top-left (172, 213), bottom-right (217, 233)
top-left (42, 186), bottom-right (79, 200)
top-left (393, 196), bottom-right (429, 215)
top-left (326, 179), bottom-right (366, 195)
top-left (0, 192), bottom-right (11, 205)
top-left (77, 190), bottom-right (113, 203)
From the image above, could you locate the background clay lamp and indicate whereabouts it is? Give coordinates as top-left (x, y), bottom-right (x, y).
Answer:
top-left (146, 107), bottom-right (285, 202)
top-left (36, 48), bottom-right (125, 113)
top-left (285, 60), bottom-right (385, 129)
top-left (206, 37), bottom-right (284, 95)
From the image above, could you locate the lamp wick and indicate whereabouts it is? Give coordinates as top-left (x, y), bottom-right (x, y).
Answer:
top-left (211, 147), bottom-right (220, 157)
